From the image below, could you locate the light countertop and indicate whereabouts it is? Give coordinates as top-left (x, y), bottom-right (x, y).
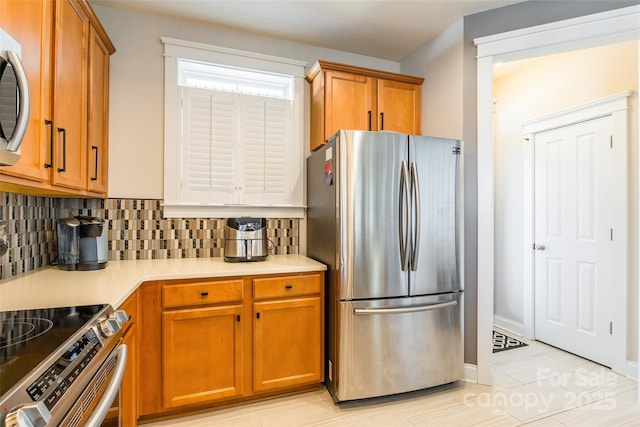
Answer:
top-left (0, 255), bottom-right (326, 311)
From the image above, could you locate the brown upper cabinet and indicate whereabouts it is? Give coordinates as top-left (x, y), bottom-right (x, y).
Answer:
top-left (86, 23), bottom-right (111, 194)
top-left (306, 60), bottom-right (423, 152)
top-left (0, 0), bottom-right (114, 197)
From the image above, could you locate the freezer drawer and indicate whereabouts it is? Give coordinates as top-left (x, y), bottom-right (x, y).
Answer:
top-left (334, 293), bottom-right (463, 401)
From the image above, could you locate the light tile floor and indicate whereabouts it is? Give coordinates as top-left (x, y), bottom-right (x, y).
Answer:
top-left (142, 333), bottom-right (640, 426)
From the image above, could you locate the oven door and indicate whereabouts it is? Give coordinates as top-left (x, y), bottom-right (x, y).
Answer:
top-left (58, 343), bottom-right (128, 427)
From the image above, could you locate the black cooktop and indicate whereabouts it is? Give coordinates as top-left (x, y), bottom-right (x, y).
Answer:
top-left (0, 304), bottom-right (107, 396)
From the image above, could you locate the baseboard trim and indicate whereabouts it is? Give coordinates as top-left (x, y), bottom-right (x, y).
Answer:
top-left (493, 315), bottom-right (524, 336)
top-left (464, 363), bottom-right (478, 383)
top-left (627, 360), bottom-right (638, 380)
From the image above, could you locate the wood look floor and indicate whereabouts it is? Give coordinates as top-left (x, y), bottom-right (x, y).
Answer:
top-left (142, 333), bottom-right (640, 426)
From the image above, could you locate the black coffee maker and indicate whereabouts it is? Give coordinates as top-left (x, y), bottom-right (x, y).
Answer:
top-left (57, 216), bottom-right (108, 270)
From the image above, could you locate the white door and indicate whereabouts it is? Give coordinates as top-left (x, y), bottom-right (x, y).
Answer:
top-left (533, 115), bottom-right (620, 369)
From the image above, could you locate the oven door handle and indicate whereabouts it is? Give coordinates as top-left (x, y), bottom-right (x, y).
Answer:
top-left (84, 344), bottom-right (128, 427)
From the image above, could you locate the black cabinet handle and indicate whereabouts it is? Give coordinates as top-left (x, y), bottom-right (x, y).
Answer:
top-left (236, 315), bottom-right (240, 322)
top-left (285, 284), bottom-right (293, 289)
top-left (200, 291), bottom-right (209, 297)
top-left (380, 112), bottom-right (384, 130)
top-left (44, 120), bottom-right (53, 168)
top-left (56, 127), bottom-right (66, 172)
top-left (91, 145), bottom-right (98, 181)
top-left (368, 110), bottom-right (372, 131)
top-left (256, 312), bottom-right (261, 319)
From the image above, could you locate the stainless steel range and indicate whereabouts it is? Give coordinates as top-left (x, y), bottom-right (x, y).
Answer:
top-left (0, 304), bottom-right (129, 427)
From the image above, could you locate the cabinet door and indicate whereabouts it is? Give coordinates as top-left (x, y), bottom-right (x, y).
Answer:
top-left (325, 71), bottom-right (375, 141)
top-left (0, 0), bottom-right (52, 182)
top-left (253, 297), bottom-right (322, 392)
top-left (377, 79), bottom-right (422, 134)
top-left (162, 305), bottom-right (244, 408)
top-left (86, 25), bottom-right (109, 194)
top-left (51, 0), bottom-right (88, 190)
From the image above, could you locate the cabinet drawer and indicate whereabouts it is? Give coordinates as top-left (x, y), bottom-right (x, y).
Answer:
top-left (163, 279), bottom-right (243, 308)
top-left (253, 274), bottom-right (322, 300)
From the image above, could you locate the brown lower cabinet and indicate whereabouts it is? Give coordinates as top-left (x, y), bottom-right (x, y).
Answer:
top-left (162, 304), bottom-right (244, 407)
top-left (253, 275), bottom-right (323, 393)
top-left (138, 271), bottom-right (324, 421)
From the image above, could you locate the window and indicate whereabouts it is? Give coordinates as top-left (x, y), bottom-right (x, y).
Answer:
top-left (179, 60), bottom-right (293, 99)
top-left (162, 38), bottom-right (306, 218)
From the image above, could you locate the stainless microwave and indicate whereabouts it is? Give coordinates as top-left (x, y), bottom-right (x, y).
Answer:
top-left (0, 27), bottom-right (30, 166)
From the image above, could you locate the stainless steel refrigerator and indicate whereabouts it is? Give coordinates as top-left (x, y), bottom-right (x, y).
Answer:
top-left (307, 130), bottom-right (463, 402)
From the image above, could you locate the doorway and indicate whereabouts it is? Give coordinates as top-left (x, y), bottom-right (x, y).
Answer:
top-left (474, 5), bottom-right (640, 387)
top-left (492, 43), bottom-right (634, 375)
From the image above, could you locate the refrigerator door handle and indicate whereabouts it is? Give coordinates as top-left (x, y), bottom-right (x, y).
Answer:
top-left (354, 300), bottom-right (457, 315)
top-left (410, 161), bottom-right (420, 271)
top-left (398, 161), bottom-right (410, 271)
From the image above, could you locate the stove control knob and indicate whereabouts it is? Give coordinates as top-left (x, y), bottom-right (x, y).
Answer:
top-left (4, 401), bottom-right (51, 427)
top-left (110, 309), bottom-right (130, 327)
top-left (98, 318), bottom-right (120, 337)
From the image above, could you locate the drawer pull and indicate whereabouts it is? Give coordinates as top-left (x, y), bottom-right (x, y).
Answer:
top-left (256, 312), bottom-right (261, 319)
top-left (236, 315), bottom-right (240, 322)
top-left (285, 284), bottom-right (293, 289)
top-left (200, 291), bottom-right (209, 297)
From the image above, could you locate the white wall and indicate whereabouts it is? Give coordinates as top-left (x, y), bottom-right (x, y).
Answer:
top-left (493, 40), bottom-right (639, 359)
top-left (93, 5), bottom-right (402, 199)
top-left (401, 19), bottom-right (463, 140)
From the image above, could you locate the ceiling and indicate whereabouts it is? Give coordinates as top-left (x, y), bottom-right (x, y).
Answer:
top-left (91, 0), bottom-right (524, 62)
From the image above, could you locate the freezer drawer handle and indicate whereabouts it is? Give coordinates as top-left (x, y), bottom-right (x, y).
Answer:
top-left (353, 300), bottom-right (457, 315)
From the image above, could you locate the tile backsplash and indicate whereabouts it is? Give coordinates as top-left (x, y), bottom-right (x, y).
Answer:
top-left (0, 193), bottom-right (299, 281)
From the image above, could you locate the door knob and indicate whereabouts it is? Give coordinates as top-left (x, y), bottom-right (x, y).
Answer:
top-left (534, 244), bottom-right (546, 251)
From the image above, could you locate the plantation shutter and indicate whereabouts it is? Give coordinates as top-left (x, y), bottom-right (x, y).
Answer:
top-left (180, 87), bottom-right (237, 203)
top-left (179, 87), bottom-right (293, 205)
top-left (239, 95), bottom-right (292, 205)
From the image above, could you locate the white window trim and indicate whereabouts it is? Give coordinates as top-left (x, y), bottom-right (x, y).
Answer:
top-left (162, 37), bottom-right (307, 218)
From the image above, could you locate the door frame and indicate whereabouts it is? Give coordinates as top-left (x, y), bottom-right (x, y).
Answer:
top-left (473, 5), bottom-right (640, 386)
top-left (522, 92), bottom-right (630, 374)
